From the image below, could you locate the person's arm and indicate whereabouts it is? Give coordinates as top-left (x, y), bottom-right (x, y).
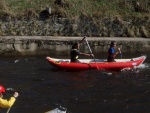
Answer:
top-left (113, 48), bottom-right (121, 57)
top-left (0, 97), bottom-right (16, 108)
top-left (0, 92), bottom-right (19, 108)
top-left (114, 52), bottom-right (119, 57)
top-left (80, 52), bottom-right (93, 57)
top-left (76, 49), bottom-right (93, 57)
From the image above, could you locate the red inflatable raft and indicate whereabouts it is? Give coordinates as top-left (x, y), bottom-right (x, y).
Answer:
top-left (46, 55), bottom-right (146, 71)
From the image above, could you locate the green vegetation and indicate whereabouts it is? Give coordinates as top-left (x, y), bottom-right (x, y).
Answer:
top-left (0, 0), bottom-right (149, 19)
top-left (0, 0), bottom-right (149, 37)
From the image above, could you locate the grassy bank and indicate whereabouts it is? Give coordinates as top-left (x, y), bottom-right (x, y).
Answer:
top-left (0, 0), bottom-right (149, 37)
top-left (0, 0), bottom-right (149, 20)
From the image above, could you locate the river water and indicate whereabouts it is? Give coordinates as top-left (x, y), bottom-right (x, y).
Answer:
top-left (0, 52), bottom-right (150, 113)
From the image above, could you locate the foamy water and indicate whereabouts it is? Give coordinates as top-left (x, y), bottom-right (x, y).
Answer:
top-left (137, 63), bottom-right (150, 69)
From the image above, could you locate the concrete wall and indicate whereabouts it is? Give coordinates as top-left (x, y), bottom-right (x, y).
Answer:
top-left (0, 36), bottom-right (150, 56)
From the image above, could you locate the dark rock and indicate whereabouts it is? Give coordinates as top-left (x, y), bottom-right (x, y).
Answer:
top-left (39, 7), bottom-right (51, 20)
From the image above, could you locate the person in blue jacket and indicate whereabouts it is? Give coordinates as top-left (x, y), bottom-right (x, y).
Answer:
top-left (107, 41), bottom-right (121, 62)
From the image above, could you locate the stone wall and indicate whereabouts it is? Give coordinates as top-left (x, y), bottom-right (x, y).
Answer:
top-left (0, 36), bottom-right (150, 56)
top-left (0, 16), bottom-right (149, 37)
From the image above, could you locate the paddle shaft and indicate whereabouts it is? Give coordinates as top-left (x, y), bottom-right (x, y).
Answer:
top-left (118, 48), bottom-right (122, 59)
top-left (85, 39), bottom-right (95, 60)
top-left (85, 39), bottom-right (99, 70)
top-left (120, 53), bottom-right (122, 59)
top-left (6, 107), bottom-right (12, 113)
top-left (79, 36), bottom-right (86, 44)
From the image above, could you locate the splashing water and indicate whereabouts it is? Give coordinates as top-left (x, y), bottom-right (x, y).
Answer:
top-left (137, 63), bottom-right (149, 69)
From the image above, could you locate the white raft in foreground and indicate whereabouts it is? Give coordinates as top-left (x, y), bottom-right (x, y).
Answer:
top-left (45, 107), bottom-right (67, 113)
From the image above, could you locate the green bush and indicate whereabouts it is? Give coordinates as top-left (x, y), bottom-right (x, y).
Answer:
top-left (0, 0), bottom-right (149, 19)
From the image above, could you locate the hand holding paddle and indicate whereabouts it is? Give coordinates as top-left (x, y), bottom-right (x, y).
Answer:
top-left (90, 54), bottom-right (94, 57)
top-left (13, 92), bottom-right (19, 98)
top-left (6, 90), bottom-right (19, 113)
top-left (118, 48), bottom-right (121, 53)
top-left (118, 48), bottom-right (122, 58)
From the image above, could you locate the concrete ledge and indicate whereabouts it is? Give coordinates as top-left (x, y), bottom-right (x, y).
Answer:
top-left (0, 36), bottom-right (150, 56)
